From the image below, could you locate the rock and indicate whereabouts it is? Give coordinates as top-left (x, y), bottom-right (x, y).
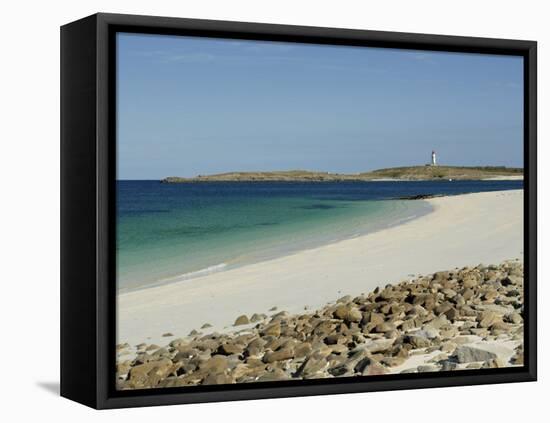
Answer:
top-left (364, 338), bottom-right (395, 353)
top-left (400, 319), bottom-right (419, 332)
top-left (511, 351), bottom-right (524, 365)
top-left (362, 361), bottom-right (387, 376)
top-left (116, 261), bottom-right (523, 388)
top-left (441, 360), bottom-right (458, 371)
top-left (145, 344), bottom-right (160, 351)
top-left (442, 288), bottom-right (457, 298)
top-left (250, 313), bottom-right (267, 322)
top-left (333, 305), bottom-right (362, 323)
top-left (200, 355), bottom-right (229, 374)
top-left (202, 373), bottom-right (235, 385)
top-left (162, 332), bottom-right (174, 337)
top-left (507, 312), bottom-right (523, 324)
top-left (440, 341), bottom-right (457, 354)
top-left (328, 364), bottom-right (351, 377)
top-left (374, 322), bottom-right (396, 333)
top-left (294, 342), bottom-right (312, 358)
top-left (485, 357), bottom-right (508, 368)
top-left (337, 295), bottom-right (352, 303)
top-left (295, 355), bottom-right (329, 378)
top-left (270, 310), bottom-right (289, 321)
top-left (127, 358), bottom-right (175, 387)
top-left (406, 334), bottom-right (431, 349)
top-left (417, 327), bottom-right (440, 339)
top-left (263, 348), bottom-right (295, 363)
top-left (478, 311), bottom-right (501, 328)
top-left (462, 288), bottom-right (475, 301)
top-left (201, 323), bottom-right (212, 329)
top-left (381, 356), bottom-right (406, 367)
top-left (269, 306), bottom-right (278, 311)
top-left (354, 356), bottom-right (375, 373)
top-left (116, 343), bottom-right (130, 351)
top-left (217, 343), bottom-right (243, 356)
top-left (117, 361), bottom-right (132, 377)
top-left (234, 315), bottom-right (250, 326)
top-left (417, 364), bottom-right (440, 372)
top-left (455, 346), bottom-right (497, 363)
top-left (260, 322), bottom-right (281, 337)
top-left (466, 362), bottom-right (483, 369)
top-left (424, 315), bottom-right (449, 330)
top-left (369, 312), bottom-right (385, 326)
top-left (256, 368), bottom-right (289, 382)
top-left (444, 307), bottom-right (460, 321)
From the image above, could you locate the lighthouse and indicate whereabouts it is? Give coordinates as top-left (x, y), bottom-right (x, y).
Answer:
top-left (431, 150), bottom-right (437, 166)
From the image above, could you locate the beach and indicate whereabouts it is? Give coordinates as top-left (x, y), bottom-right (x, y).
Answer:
top-left (118, 189), bottom-right (523, 347)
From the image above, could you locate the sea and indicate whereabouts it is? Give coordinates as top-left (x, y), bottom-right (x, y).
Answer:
top-left (117, 180), bottom-right (522, 292)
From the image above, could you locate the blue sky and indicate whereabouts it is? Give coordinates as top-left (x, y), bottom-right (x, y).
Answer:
top-left (117, 33), bottom-right (524, 180)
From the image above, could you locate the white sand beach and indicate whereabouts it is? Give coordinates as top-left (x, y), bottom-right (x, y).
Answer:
top-left (117, 189), bottom-right (523, 347)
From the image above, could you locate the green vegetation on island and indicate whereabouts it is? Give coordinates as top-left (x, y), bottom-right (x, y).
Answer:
top-left (161, 166), bottom-right (523, 183)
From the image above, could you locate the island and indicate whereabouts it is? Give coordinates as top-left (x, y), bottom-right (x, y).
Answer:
top-left (161, 166), bottom-right (523, 183)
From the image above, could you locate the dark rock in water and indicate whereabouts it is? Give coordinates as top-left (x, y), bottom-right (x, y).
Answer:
top-left (162, 332), bottom-right (174, 337)
top-left (398, 194), bottom-right (439, 200)
top-left (201, 323), bottom-right (212, 329)
top-left (234, 315), bottom-right (250, 326)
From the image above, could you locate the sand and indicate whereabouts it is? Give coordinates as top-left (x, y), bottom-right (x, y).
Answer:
top-left (482, 175), bottom-right (523, 181)
top-left (117, 189), bottom-right (523, 347)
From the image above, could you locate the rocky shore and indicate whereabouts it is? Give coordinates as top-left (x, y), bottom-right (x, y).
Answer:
top-left (116, 260), bottom-right (524, 390)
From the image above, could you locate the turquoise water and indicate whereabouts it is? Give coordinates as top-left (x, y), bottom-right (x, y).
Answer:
top-left (117, 180), bottom-right (522, 291)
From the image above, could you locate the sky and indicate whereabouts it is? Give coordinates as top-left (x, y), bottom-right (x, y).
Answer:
top-left (117, 33), bottom-right (524, 180)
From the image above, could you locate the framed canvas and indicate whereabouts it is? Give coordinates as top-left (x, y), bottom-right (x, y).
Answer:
top-left (60, 13), bottom-right (537, 409)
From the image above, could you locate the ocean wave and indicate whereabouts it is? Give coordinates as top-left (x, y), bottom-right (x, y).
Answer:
top-left (158, 263), bottom-right (228, 284)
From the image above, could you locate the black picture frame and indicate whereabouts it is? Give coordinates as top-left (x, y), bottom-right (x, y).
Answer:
top-left (60, 12), bottom-right (537, 409)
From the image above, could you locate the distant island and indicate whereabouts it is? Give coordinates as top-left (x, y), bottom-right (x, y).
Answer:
top-left (161, 166), bottom-right (523, 183)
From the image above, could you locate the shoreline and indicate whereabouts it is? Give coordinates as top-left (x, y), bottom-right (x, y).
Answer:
top-left (118, 189), bottom-right (523, 347)
top-left (161, 176), bottom-right (524, 183)
top-left (118, 198), bottom-right (433, 295)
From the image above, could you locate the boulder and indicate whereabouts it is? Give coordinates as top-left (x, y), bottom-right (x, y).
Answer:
top-left (455, 346), bottom-right (497, 363)
top-left (263, 348), bottom-right (295, 363)
top-left (234, 315), bottom-right (250, 326)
